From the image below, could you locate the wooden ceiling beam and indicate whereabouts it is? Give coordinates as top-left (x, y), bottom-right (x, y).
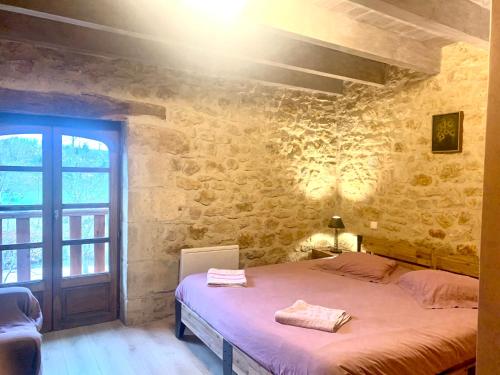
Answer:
top-left (346, 0), bottom-right (490, 48)
top-left (0, 10), bottom-right (344, 95)
top-left (469, 0), bottom-right (490, 9)
top-left (246, 0), bottom-right (441, 74)
top-left (0, 0), bottom-right (389, 88)
top-left (0, 88), bottom-right (167, 119)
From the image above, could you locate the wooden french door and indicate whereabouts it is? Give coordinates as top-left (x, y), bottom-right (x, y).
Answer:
top-left (0, 113), bottom-right (120, 331)
top-left (0, 121), bottom-right (53, 331)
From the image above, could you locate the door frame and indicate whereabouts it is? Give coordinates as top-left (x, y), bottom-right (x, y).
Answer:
top-left (0, 113), bottom-right (122, 331)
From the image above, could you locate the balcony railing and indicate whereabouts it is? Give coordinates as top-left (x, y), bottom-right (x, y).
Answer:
top-left (0, 208), bottom-right (108, 284)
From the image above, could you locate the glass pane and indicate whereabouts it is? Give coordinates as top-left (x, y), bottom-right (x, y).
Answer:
top-left (62, 242), bottom-right (109, 277)
top-left (62, 135), bottom-right (109, 168)
top-left (62, 172), bottom-right (109, 204)
top-left (0, 171), bottom-right (42, 205)
top-left (0, 134), bottom-right (42, 167)
top-left (62, 208), bottom-right (109, 241)
top-left (0, 211), bottom-right (43, 244)
top-left (1, 248), bottom-right (43, 284)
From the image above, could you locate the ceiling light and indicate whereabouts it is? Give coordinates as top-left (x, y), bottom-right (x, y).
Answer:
top-left (183, 0), bottom-right (248, 23)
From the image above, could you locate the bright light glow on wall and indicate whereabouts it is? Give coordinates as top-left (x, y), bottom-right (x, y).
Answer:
top-left (296, 162), bottom-right (336, 200)
top-left (337, 159), bottom-right (379, 202)
top-left (183, 0), bottom-right (248, 23)
top-left (338, 232), bottom-right (358, 250)
top-left (304, 178), bottom-right (335, 200)
top-left (301, 232), bottom-right (358, 251)
top-left (305, 232), bottom-right (336, 247)
top-left (338, 181), bottom-right (376, 202)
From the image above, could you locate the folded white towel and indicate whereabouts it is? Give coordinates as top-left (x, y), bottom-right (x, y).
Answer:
top-left (275, 300), bottom-right (351, 332)
top-left (207, 268), bottom-right (247, 287)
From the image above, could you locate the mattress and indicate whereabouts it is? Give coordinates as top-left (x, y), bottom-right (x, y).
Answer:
top-left (175, 259), bottom-right (477, 375)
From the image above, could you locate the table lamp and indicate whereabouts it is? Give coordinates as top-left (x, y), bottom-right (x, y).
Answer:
top-left (328, 216), bottom-right (345, 253)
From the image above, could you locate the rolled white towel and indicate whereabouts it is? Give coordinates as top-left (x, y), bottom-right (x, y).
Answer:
top-left (275, 300), bottom-right (351, 332)
top-left (207, 268), bottom-right (247, 287)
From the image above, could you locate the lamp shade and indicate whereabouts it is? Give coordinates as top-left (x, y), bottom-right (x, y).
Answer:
top-left (328, 216), bottom-right (345, 229)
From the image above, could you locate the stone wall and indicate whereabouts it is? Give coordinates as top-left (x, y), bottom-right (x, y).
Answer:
top-left (123, 86), bottom-right (339, 322)
top-left (0, 40), bottom-right (488, 324)
top-left (336, 43), bottom-right (488, 260)
top-left (0, 40), bottom-right (338, 324)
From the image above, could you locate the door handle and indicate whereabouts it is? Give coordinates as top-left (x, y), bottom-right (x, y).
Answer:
top-left (54, 209), bottom-right (60, 220)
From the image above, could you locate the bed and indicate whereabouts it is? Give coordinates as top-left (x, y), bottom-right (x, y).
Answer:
top-left (175, 245), bottom-right (478, 375)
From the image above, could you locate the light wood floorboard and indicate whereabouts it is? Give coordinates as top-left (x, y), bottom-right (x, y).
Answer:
top-left (42, 318), bottom-right (223, 375)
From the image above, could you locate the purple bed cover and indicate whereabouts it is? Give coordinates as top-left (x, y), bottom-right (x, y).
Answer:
top-left (175, 259), bottom-right (477, 375)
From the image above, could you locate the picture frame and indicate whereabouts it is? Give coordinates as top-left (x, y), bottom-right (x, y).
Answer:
top-left (431, 111), bottom-right (463, 153)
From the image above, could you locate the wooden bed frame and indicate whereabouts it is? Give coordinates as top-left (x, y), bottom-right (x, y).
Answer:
top-left (175, 300), bottom-right (271, 375)
top-left (175, 236), bottom-right (478, 375)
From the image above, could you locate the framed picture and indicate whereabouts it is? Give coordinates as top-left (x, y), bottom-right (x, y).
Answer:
top-left (432, 111), bottom-right (463, 153)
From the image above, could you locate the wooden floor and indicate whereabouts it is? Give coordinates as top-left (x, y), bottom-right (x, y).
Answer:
top-left (42, 318), bottom-right (223, 375)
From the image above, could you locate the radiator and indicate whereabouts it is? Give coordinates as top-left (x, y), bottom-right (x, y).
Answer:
top-left (179, 244), bottom-right (239, 282)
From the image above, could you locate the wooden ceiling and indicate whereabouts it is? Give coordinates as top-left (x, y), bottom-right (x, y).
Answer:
top-left (316, 0), bottom-right (490, 48)
top-left (314, 0), bottom-right (453, 44)
top-left (0, 0), bottom-right (491, 95)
